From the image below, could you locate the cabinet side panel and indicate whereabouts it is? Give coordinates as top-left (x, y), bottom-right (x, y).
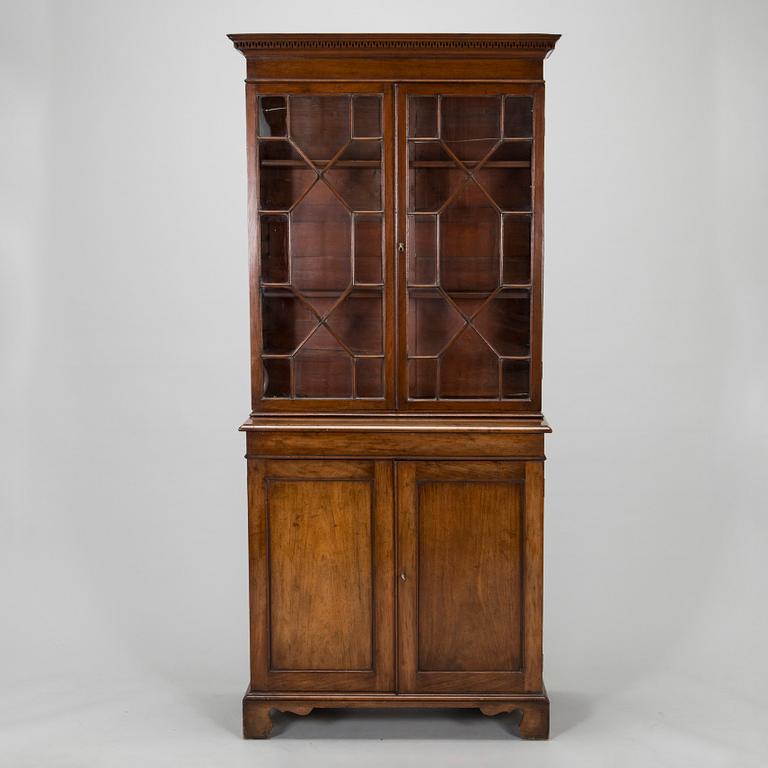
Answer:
top-left (247, 460), bottom-right (269, 689)
top-left (523, 461), bottom-right (544, 689)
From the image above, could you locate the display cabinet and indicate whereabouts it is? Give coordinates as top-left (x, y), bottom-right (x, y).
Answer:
top-left (229, 33), bottom-right (559, 739)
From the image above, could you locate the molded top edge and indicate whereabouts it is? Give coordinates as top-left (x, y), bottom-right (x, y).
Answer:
top-left (240, 416), bottom-right (552, 433)
top-left (228, 33), bottom-right (560, 57)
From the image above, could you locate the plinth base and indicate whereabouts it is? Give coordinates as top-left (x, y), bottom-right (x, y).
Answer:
top-left (243, 688), bottom-right (550, 740)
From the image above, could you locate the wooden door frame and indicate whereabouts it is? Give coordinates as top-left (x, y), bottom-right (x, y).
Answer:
top-left (395, 82), bottom-right (545, 414)
top-left (246, 82), bottom-right (397, 414)
top-left (396, 459), bottom-right (544, 693)
top-left (248, 458), bottom-right (395, 691)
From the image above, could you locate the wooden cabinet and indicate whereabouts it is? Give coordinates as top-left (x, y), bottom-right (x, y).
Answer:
top-left (230, 33), bottom-right (559, 740)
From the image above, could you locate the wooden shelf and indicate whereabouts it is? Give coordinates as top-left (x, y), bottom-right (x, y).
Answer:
top-left (412, 161), bottom-right (530, 168)
top-left (261, 159), bottom-right (380, 168)
top-left (408, 287), bottom-right (532, 295)
top-left (260, 160), bottom-right (530, 168)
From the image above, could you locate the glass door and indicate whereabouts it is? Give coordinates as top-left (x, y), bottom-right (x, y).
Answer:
top-left (251, 84), bottom-right (394, 411)
top-left (397, 84), bottom-right (543, 412)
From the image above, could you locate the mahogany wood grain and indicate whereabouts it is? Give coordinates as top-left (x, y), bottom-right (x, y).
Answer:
top-left (230, 34), bottom-right (559, 83)
top-left (243, 690), bottom-right (550, 739)
top-left (397, 461), bottom-right (532, 693)
top-left (232, 33), bottom-right (557, 739)
top-left (268, 478), bottom-right (373, 670)
top-left (248, 459), bottom-right (394, 692)
top-left (245, 429), bottom-right (545, 459)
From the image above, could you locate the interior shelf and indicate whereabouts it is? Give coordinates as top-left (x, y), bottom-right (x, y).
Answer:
top-left (411, 161), bottom-right (530, 168)
top-left (260, 159), bottom-right (381, 168)
top-left (260, 160), bottom-right (530, 169)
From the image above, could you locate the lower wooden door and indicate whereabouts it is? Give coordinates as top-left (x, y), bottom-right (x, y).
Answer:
top-left (396, 460), bottom-right (544, 693)
top-left (248, 459), bottom-right (395, 692)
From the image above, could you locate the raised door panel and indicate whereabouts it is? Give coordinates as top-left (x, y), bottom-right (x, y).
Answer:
top-left (397, 460), bottom-right (544, 693)
top-left (269, 480), bottom-right (373, 671)
top-left (248, 459), bottom-right (394, 691)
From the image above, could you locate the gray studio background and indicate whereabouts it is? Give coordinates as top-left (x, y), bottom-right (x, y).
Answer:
top-left (2, 1), bottom-right (767, 766)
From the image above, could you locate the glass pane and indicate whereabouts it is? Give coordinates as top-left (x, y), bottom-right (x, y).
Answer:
top-left (290, 182), bottom-right (350, 314)
top-left (407, 288), bottom-right (464, 356)
top-left (487, 140), bottom-right (531, 163)
top-left (354, 215), bottom-right (382, 284)
top-left (259, 165), bottom-right (315, 211)
top-left (473, 289), bottom-right (531, 356)
top-left (441, 96), bottom-right (501, 162)
top-left (263, 358), bottom-right (291, 398)
top-left (326, 288), bottom-right (383, 355)
top-left (439, 184), bottom-right (500, 314)
top-left (409, 358), bottom-right (437, 399)
top-left (440, 327), bottom-right (498, 399)
top-left (409, 142), bottom-right (465, 212)
top-left (408, 96), bottom-right (438, 138)
top-left (504, 96), bottom-right (533, 138)
top-left (257, 92), bottom-right (386, 402)
top-left (325, 164), bottom-right (382, 211)
top-left (289, 95), bottom-right (350, 162)
top-left (408, 215), bottom-right (437, 285)
top-left (295, 325), bottom-right (352, 398)
top-left (258, 96), bottom-right (287, 137)
top-left (322, 141), bottom-right (383, 213)
top-left (353, 96), bottom-right (381, 138)
top-left (262, 288), bottom-right (318, 355)
top-left (336, 140), bottom-right (381, 162)
top-left (476, 166), bottom-right (531, 212)
top-left (260, 215), bottom-right (289, 283)
top-left (502, 359), bottom-right (530, 399)
top-left (356, 358), bottom-right (383, 398)
top-left (405, 90), bottom-right (535, 402)
top-left (503, 216), bottom-right (531, 284)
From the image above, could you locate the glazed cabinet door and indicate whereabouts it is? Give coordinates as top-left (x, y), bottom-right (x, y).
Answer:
top-left (248, 83), bottom-right (395, 412)
top-left (396, 460), bottom-right (544, 693)
top-left (248, 459), bottom-right (395, 691)
top-left (397, 84), bottom-right (543, 413)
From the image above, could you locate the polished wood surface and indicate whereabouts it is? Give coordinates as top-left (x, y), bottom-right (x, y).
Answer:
top-left (229, 34), bottom-right (559, 83)
top-left (243, 690), bottom-right (549, 739)
top-left (242, 416), bottom-right (549, 458)
top-left (397, 461), bottom-right (529, 693)
top-left (268, 476), bottom-right (373, 670)
top-left (245, 428), bottom-right (545, 459)
top-left (248, 459), bottom-right (394, 692)
top-left (240, 416), bottom-right (551, 431)
top-left (415, 471), bottom-right (522, 672)
top-left (231, 33), bottom-right (557, 740)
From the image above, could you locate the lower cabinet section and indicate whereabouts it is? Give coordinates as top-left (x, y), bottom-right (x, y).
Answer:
top-left (245, 456), bottom-right (547, 737)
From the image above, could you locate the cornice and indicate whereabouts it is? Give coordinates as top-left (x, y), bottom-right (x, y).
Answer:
top-left (228, 33), bottom-right (560, 58)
